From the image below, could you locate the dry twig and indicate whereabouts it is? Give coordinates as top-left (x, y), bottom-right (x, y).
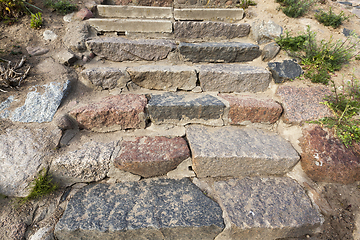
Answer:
top-left (0, 56), bottom-right (30, 92)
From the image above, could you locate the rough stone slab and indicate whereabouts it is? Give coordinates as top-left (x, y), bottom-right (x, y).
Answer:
top-left (148, 93), bottom-right (226, 126)
top-left (262, 42), bottom-right (280, 61)
top-left (179, 42), bottom-right (261, 63)
top-left (87, 19), bottom-right (172, 33)
top-left (299, 124), bottom-right (360, 184)
top-left (250, 20), bottom-right (283, 45)
top-left (197, 64), bottom-right (271, 92)
top-left (268, 60), bottom-right (304, 83)
top-left (97, 5), bottom-right (172, 18)
top-left (0, 127), bottom-right (61, 197)
top-left (185, 125), bottom-right (300, 178)
top-left (10, 81), bottom-right (71, 123)
top-left (63, 22), bottom-right (90, 52)
top-left (174, 21), bottom-right (250, 39)
top-left (114, 136), bottom-right (190, 177)
top-left (86, 37), bottom-right (176, 62)
top-left (50, 141), bottom-right (118, 186)
top-left (174, 8), bottom-right (244, 21)
top-left (127, 65), bottom-right (197, 91)
top-left (212, 177), bottom-right (323, 240)
top-left (69, 94), bottom-right (147, 132)
top-left (81, 67), bottom-right (130, 90)
top-left (54, 179), bottom-right (224, 240)
top-left (219, 94), bottom-right (283, 124)
top-left (0, 95), bottom-right (14, 118)
top-left (276, 86), bottom-right (333, 124)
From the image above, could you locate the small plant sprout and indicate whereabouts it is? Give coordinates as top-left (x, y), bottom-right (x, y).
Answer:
top-left (45, 0), bottom-right (77, 15)
top-left (30, 12), bottom-right (42, 29)
top-left (237, 0), bottom-right (257, 9)
top-left (315, 7), bottom-right (349, 28)
top-left (276, 0), bottom-right (313, 18)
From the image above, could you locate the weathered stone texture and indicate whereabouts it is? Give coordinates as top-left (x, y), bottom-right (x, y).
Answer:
top-left (174, 8), bottom-right (244, 21)
top-left (185, 125), bottom-right (299, 178)
top-left (81, 67), bottom-right (130, 90)
top-left (276, 86), bottom-right (333, 123)
top-left (0, 127), bottom-right (61, 197)
top-left (51, 141), bottom-right (118, 186)
top-left (262, 42), bottom-right (280, 61)
top-left (148, 93), bottom-right (226, 126)
top-left (197, 64), bottom-right (271, 93)
top-left (250, 20), bottom-right (283, 44)
top-left (299, 124), bottom-right (360, 184)
top-left (213, 177), bottom-right (323, 240)
top-left (179, 42), bottom-right (261, 63)
top-left (114, 136), bottom-right (190, 177)
top-left (127, 65), bottom-right (197, 91)
top-left (54, 179), bottom-right (224, 240)
top-left (69, 94), bottom-right (147, 132)
top-left (86, 37), bottom-right (176, 62)
top-left (219, 94), bottom-right (282, 124)
top-left (174, 21), bottom-right (250, 39)
top-left (268, 60), bottom-right (304, 83)
top-left (63, 22), bottom-right (91, 52)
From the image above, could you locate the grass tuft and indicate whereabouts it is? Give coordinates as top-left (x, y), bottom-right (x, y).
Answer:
top-left (315, 7), bottom-right (349, 28)
top-left (276, 0), bottom-right (313, 18)
top-left (45, 0), bottom-right (77, 15)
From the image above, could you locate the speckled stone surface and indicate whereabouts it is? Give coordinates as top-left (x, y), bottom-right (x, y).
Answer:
top-left (127, 65), bottom-right (197, 91)
top-left (219, 94), bottom-right (282, 124)
top-left (276, 86), bottom-right (333, 123)
top-left (54, 178), bottom-right (224, 240)
top-left (213, 177), bottom-right (323, 240)
top-left (197, 64), bottom-right (271, 93)
top-left (69, 94), bottom-right (147, 132)
top-left (81, 67), bottom-right (130, 90)
top-left (185, 125), bottom-right (300, 178)
top-left (148, 92), bottom-right (226, 126)
top-left (114, 136), bottom-right (190, 177)
top-left (86, 37), bottom-right (176, 62)
top-left (299, 124), bottom-right (360, 184)
top-left (179, 42), bottom-right (261, 63)
top-left (174, 21), bottom-right (250, 39)
top-left (268, 60), bottom-right (303, 83)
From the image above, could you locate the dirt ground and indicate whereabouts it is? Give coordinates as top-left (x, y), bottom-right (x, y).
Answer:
top-left (1, 0), bottom-right (360, 239)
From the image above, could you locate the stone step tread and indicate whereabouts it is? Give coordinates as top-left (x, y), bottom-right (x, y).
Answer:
top-left (54, 178), bottom-right (225, 240)
top-left (185, 125), bottom-right (300, 178)
top-left (87, 19), bottom-right (173, 33)
top-left (97, 5), bottom-right (173, 19)
top-left (174, 8), bottom-right (244, 21)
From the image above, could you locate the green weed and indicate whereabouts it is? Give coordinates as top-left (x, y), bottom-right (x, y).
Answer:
top-left (237, 0), bottom-right (257, 8)
top-left (315, 7), bottom-right (349, 28)
top-left (45, 0), bottom-right (77, 15)
top-left (0, 0), bottom-right (42, 21)
top-left (276, 0), bottom-right (313, 18)
top-left (30, 12), bottom-right (42, 29)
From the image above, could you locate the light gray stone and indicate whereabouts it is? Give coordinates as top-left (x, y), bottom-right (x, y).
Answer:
top-left (0, 95), bottom-right (14, 119)
top-left (250, 20), bottom-right (283, 45)
top-left (0, 127), bottom-right (61, 197)
top-left (63, 22), bottom-right (91, 52)
top-left (185, 125), bottom-right (300, 178)
top-left (174, 8), bottom-right (244, 21)
top-left (43, 30), bottom-right (57, 41)
top-left (54, 178), bottom-right (224, 240)
top-left (56, 50), bottom-right (77, 66)
top-left (81, 67), bottom-right (130, 90)
top-left (148, 92), bottom-right (226, 126)
top-left (29, 227), bottom-right (54, 240)
top-left (26, 46), bottom-right (49, 56)
top-left (50, 141), bottom-right (119, 186)
top-left (127, 65), bottom-right (197, 91)
top-left (97, 5), bottom-right (172, 18)
top-left (174, 21), bottom-right (250, 39)
top-left (197, 64), bottom-right (271, 93)
top-left (262, 42), bottom-right (280, 61)
top-left (213, 177), bottom-right (323, 240)
top-left (10, 81), bottom-right (71, 123)
top-left (179, 42), bottom-right (261, 63)
top-left (86, 37), bottom-right (176, 62)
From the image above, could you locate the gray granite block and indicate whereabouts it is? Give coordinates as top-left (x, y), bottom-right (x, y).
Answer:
top-left (54, 178), bottom-right (224, 240)
top-left (213, 177), bottom-right (323, 240)
top-left (268, 60), bottom-right (304, 83)
top-left (185, 125), bottom-right (300, 178)
top-left (179, 42), bottom-right (261, 63)
top-left (81, 67), bottom-right (130, 90)
top-left (197, 64), bottom-right (271, 93)
top-left (148, 92), bottom-right (226, 126)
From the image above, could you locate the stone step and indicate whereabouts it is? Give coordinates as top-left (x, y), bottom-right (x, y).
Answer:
top-left (87, 19), bottom-right (173, 33)
top-left (208, 177), bottom-right (323, 239)
top-left (54, 178), bottom-right (225, 240)
top-left (97, 5), bottom-right (172, 19)
top-left (147, 92), bottom-right (226, 126)
top-left (174, 8), bottom-right (244, 21)
top-left (86, 37), bottom-right (176, 62)
top-left (185, 125), bottom-right (300, 178)
top-left (174, 21), bottom-right (250, 40)
top-left (179, 42), bottom-right (261, 63)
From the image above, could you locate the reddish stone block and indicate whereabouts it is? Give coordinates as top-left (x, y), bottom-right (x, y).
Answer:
top-left (299, 124), bottom-right (360, 184)
top-left (69, 94), bottom-right (147, 132)
top-left (276, 86), bottom-right (333, 123)
top-left (114, 136), bottom-right (190, 177)
top-left (219, 94), bottom-right (282, 124)
top-left (75, 8), bottom-right (93, 20)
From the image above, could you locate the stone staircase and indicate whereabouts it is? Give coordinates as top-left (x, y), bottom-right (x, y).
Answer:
top-left (10, 4), bottom-right (330, 240)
